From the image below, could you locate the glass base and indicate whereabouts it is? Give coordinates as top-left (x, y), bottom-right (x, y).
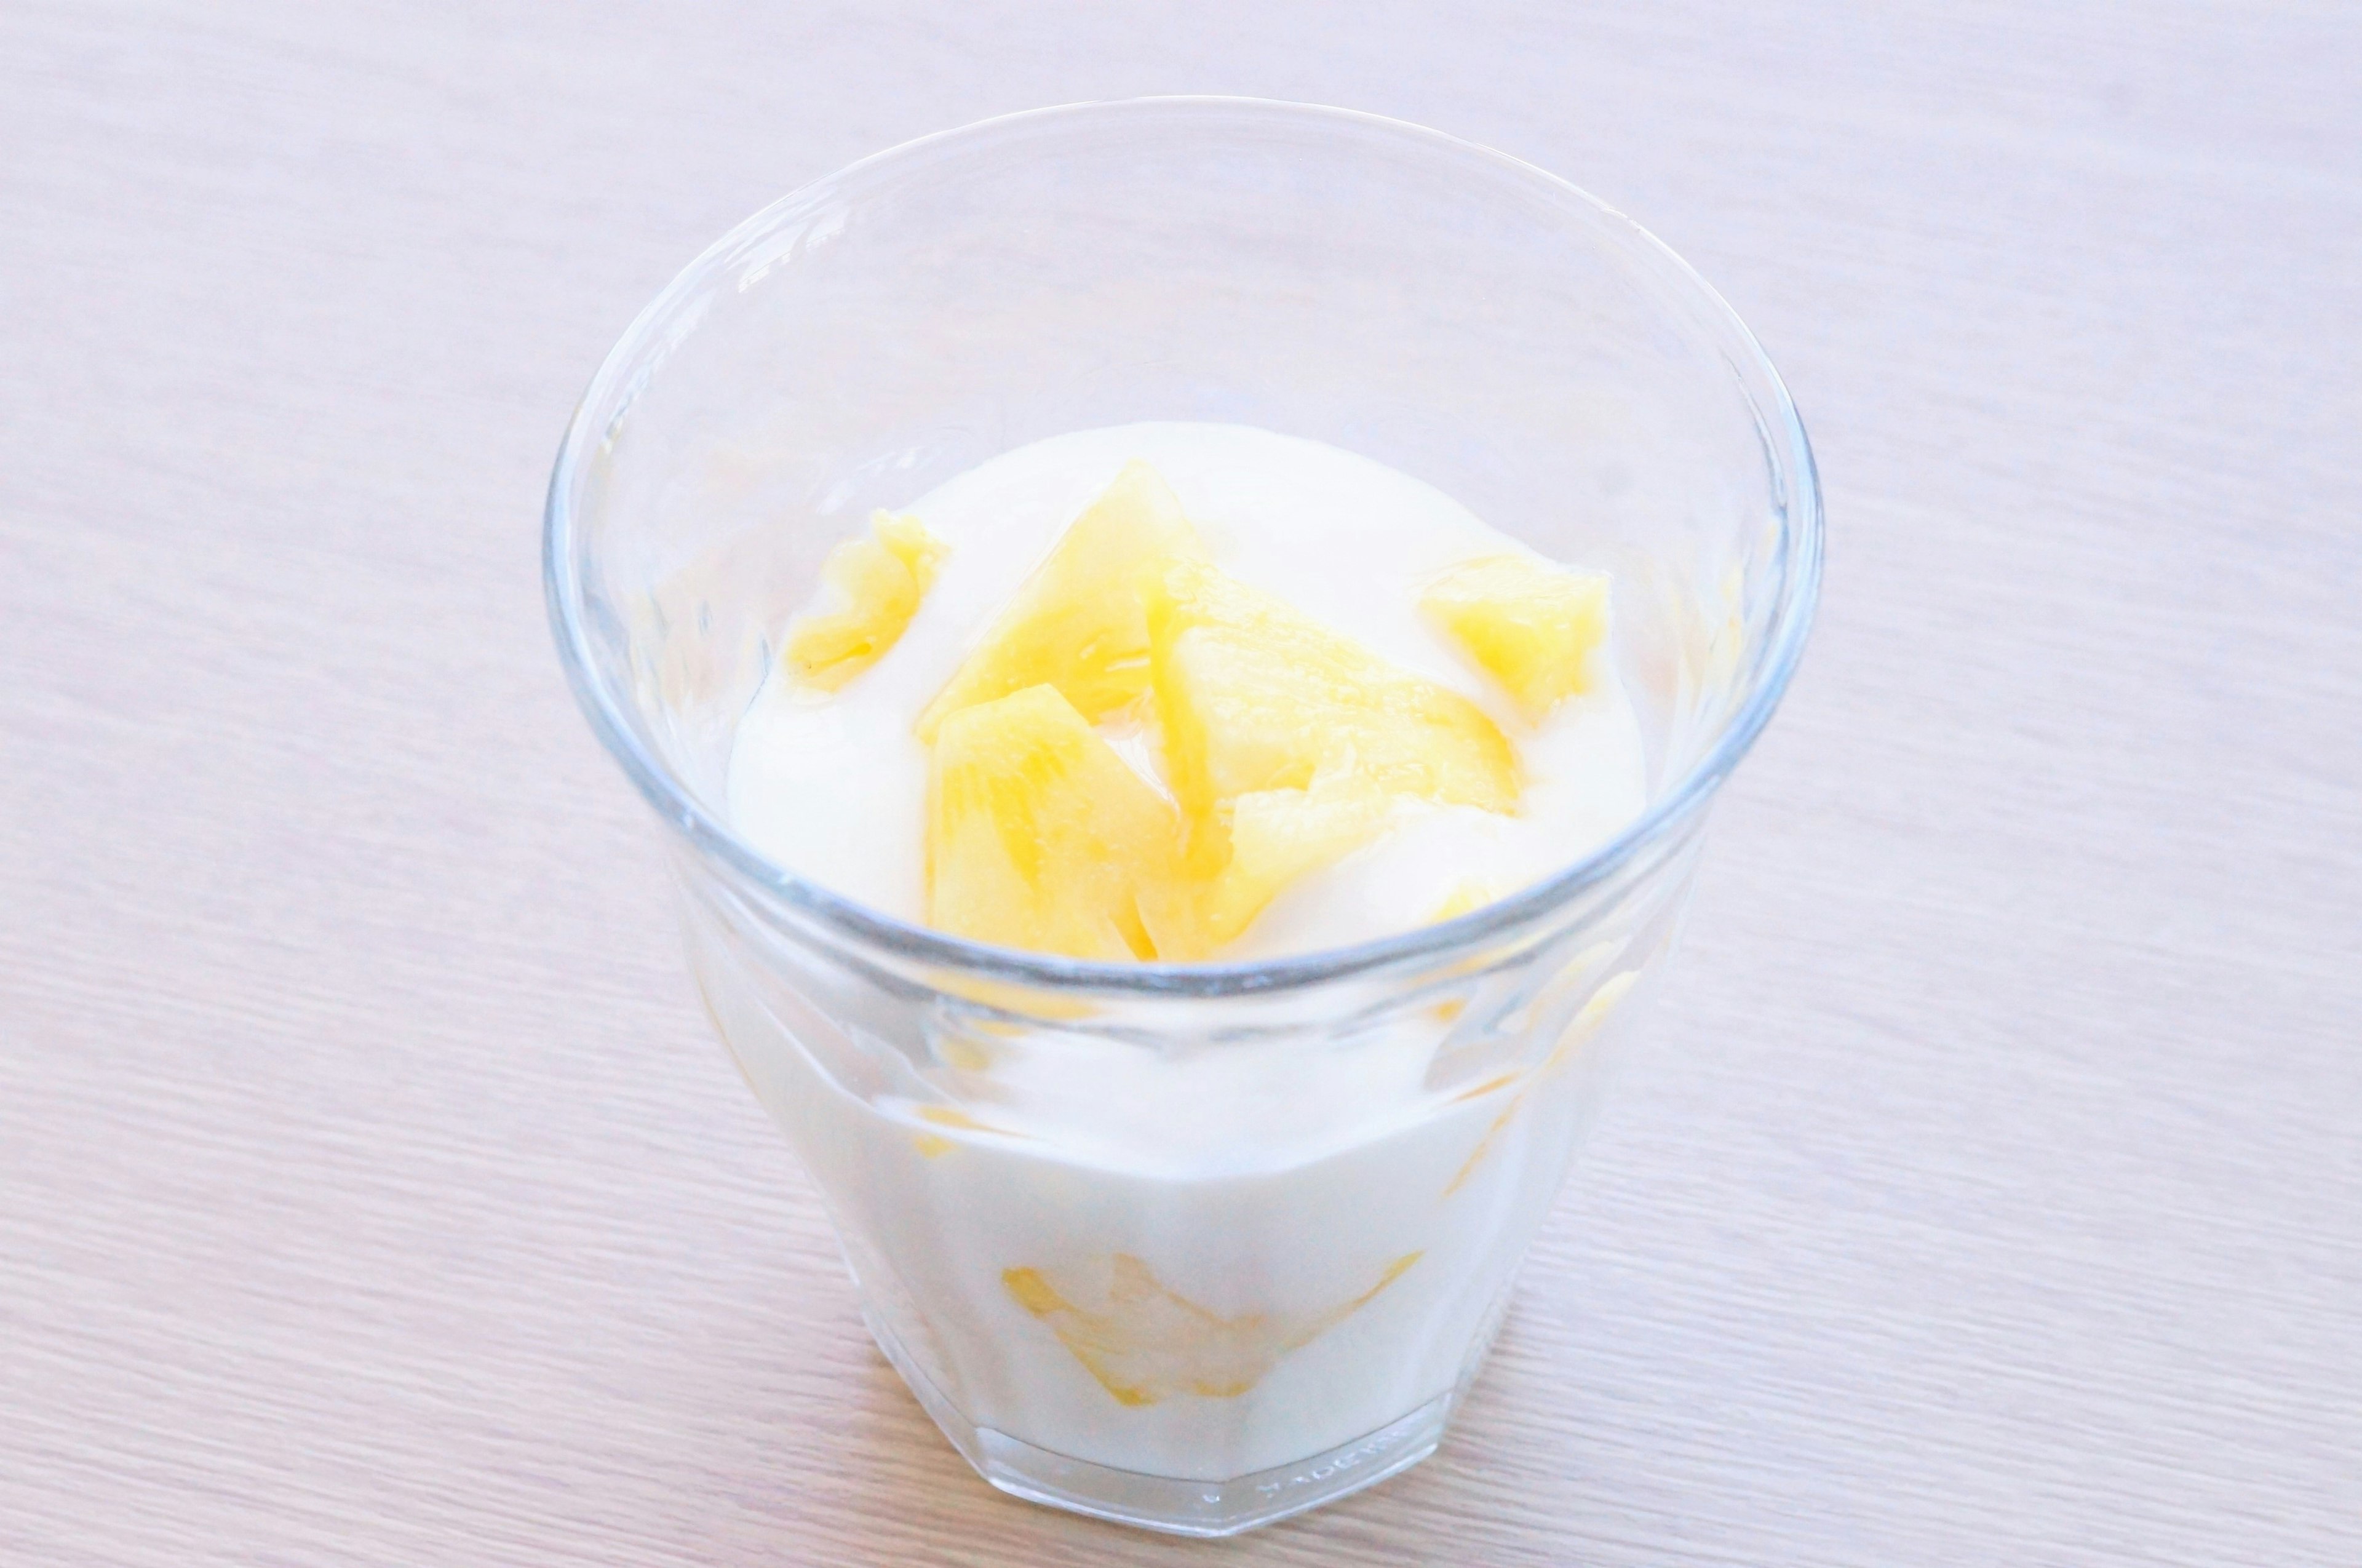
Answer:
top-left (863, 1306), bottom-right (1454, 1537)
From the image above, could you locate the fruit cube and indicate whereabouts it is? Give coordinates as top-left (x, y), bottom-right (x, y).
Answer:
top-left (1140, 771), bottom-right (1399, 959)
top-left (926, 684), bottom-right (1179, 961)
top-left (1419, 552), bottom-right (1610, 720)
top-left (784, 510), bottom-right (948, 690)
top-left (1430, 877), bottom-right (1506, 923)
top-left (915, 461), bottom-right (1203, 739)
top-left (1144, 555), bottom-right (1519, 832)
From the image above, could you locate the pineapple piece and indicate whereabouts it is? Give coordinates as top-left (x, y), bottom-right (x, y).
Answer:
top-left (1420, 553), bottom-right (1611, 720)
top-left (784, 511), bottom-right (948, 690)
top-left (915, 461), bottom-right (1204, 740)
top-left (1141, 771), bottom-right (1398, 959)
top-left (1003, 1251), bottom-right (1423, 1406)
top-left (926, 684), bottom-right (1179, 961)
top-left (1430, 876), bottom-right (1506, 923)
top-left (1144, 555), bottom-right (1519, 831)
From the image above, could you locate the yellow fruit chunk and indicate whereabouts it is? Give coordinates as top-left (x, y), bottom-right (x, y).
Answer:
top-left (1446, 970), bottom-right (1642, 1195)
top-left (1003, 1251), bottom-right (1423, 1406)
top-left (915, 461), bottom-right (1204, 740)
top-left (1140, 772), bottom-right (1397, 959)
top-left (1420, 553), bottom-right (1611, 720)
top-left (784, 511), bottom-right (948, 690)
top-left (925, 684), bottom-right (1179, 961)
top-left (1541, 969), bottom-right (1640, 1073)
top-left (1430, 877), bottom-right (1506, 923)
top-left (1145, 556), bottom-right (1519, 830)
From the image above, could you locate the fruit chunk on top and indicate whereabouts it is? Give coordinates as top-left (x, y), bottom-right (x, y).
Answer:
top-left (915, 460), bottom-right (1204, 741)
top-left (926, 683), bottom-right (1179, 961)
top-left (784, 511), bottom-right (948, 690)
top-left (1145, 555), bottom-right (1519, 830)
top-left (1419, 553), bottom-right (1611, 720)
top-left (1139, 768), bottom-right (1402, 959)
top-left (1134, 555), bottom-right (1520, 957)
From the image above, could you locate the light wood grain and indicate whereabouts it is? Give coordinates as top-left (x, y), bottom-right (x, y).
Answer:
top-left (4, 2), bottom-right (2358, 1563)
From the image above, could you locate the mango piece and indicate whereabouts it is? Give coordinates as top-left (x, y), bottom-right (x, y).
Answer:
top-left (1144, 555), bottom-right (1519, 832)
top-left (1420, 553), bottom-right (1610, 720)
top-left (915, 461), bottom-right (1203, 739)
top-left (925, 684), bottom-right (1179, 961)
top-left (784, 511), bottom-right (948, 690)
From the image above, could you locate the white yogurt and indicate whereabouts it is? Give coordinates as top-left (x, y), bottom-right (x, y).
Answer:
top-left (726, 421), bottom-right (1648, 960)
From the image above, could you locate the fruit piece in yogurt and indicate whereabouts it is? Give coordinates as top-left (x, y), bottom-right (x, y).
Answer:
top-left (1420, 553), bottom-right (1611, 720)
top-left (784, 511), bottom-right (948, 690)
top-left (1143, 554), bottom-right (1519, 833)
top-left (1140, 769), bottom-right (1400, 960)
top-left (1430, 876), bottom-right (1508, 923)
top-left (915, 460), bottom-right (1204, 739)
top-left (1001, 1250), bottom-right (1425, 1406)
top-left (926, 683), bottom-right (1179, 961)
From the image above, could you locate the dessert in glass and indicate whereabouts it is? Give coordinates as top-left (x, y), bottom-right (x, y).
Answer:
top-left (545, 98), bottom-right (1820, 1537)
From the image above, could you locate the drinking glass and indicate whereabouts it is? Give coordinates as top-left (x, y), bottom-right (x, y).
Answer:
top-left (545, 98), bottom-right (1819, 1536)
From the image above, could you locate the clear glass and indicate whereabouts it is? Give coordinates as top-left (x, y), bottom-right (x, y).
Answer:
top-left (545, 98), bottom-right (1819, 1537)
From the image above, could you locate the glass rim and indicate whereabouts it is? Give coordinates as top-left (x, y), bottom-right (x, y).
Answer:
top-left (544, 95), bottom-right (1823, 998)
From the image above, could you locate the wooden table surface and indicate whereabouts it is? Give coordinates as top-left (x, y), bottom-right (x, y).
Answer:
top-left (6, 4), bottom-right (2357, 1563)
